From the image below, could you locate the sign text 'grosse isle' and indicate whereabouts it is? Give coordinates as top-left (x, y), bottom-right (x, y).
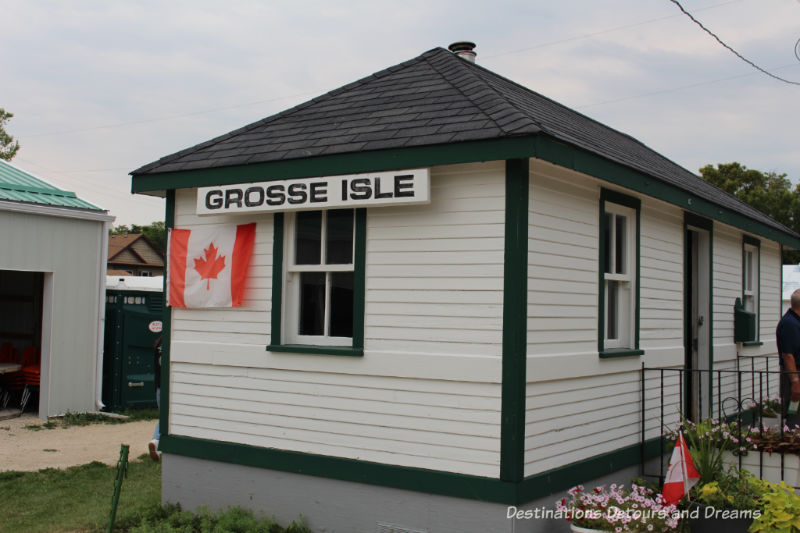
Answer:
top-left (196, 169), bottom-right (430, 215)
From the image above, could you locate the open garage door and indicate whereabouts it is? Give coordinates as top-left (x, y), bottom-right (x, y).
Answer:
top-left (0, 270), bottom-right (43, 413)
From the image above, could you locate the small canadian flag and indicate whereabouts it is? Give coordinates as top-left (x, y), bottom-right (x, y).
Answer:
top-left (168, 223), bottom-right (256, 308)
top-left (662, 432), bottom-right (700, 505)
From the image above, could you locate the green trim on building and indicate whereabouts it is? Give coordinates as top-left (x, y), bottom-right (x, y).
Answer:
top-left (267, 208), bottom-right (366, 355)
top-left (352, 208), bottom-right (367, 351)
top-left (599, 349), bottom-right (645, 359)
top-left (269, 212), bottom-right (284, 345)
top-left (683, 213), bottom-right (715, 419)
top-left (160, 190), bottom-right (175, 439)
top-left (501, 158), bottom-right (529, 483)
top-left (266, 344), bottom-right (363, 357)
top-left (598, 188), bottom-right (641, 356)
top-left (159, 433), bottom-right (665, 506)
top-left (532, 135), bottom-right (800, 249)
top-left (132, 137), bottom-right (537, 194)
top-left (131, 134), bottom-right (800, 249)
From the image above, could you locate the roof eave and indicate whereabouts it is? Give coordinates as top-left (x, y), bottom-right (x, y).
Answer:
top-left (131, 132), bottom-right (800, 250)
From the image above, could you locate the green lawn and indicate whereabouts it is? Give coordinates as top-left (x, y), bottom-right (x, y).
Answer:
top-left (0, 454), bottom-right (160, 532)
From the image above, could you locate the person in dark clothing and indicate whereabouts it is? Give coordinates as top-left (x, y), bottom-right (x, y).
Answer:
top-left (148, 336), bottom-right (162, 462)
top-left (776, 290), bottom-right (800, 427)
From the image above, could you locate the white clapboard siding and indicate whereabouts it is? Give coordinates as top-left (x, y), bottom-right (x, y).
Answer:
top-left (167, 165), bottom-right (505, 477)
top-left (642, 371), bottom-right (682, 440)
top-left (524, 371), bottom-right (645, 476)
top-left (527, 163), bottom-right (598, 356)
top-left (169, 361), bottom-right (501, 476)
top-left (365, 163), bottom-right (505, 357)
top-left (640, 199), bottom-right (684, 357)
top-left (172, 189), bottom-right (273, 345)
top-left (759, 240), bottom-right (782, 351)
top-left (524, 170), bottom-right (691, 474)
top-left (712, 226), bottom-right (741, 349)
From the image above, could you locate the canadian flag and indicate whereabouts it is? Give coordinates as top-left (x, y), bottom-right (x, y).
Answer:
top-left (662, 432), bottom-right (700, 505)
top-left (168, 223), bottom-right (256, 308)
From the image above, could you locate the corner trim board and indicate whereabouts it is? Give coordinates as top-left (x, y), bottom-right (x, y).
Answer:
top-left (500, 158), bottom-right (529, 483)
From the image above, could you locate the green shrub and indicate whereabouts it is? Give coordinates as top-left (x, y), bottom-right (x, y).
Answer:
top-left (128, 504), bottom-right (311, 533)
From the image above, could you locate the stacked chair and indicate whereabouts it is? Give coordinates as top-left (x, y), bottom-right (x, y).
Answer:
top-left (0, 344), bottom-right (40, 411)
top-left (0, 342), bottom-right (18, 408)
top-left (19, 347), bottom-right (40, 412)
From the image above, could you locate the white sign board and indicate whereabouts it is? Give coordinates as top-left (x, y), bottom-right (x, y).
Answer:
top-left (196, 168), bottom-right (430, 215)
top-left (148, 320), bottom-right (163, 333)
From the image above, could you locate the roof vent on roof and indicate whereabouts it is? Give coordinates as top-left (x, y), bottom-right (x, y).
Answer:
top-left (448, 41), bottom-right (476, 63)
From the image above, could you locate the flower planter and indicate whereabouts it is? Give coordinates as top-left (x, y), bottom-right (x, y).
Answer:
top-left (570, 525), bottom-right (611, 533)
top-left (722, 450), bottom-right (800, 485)
top-left (758, 416), bottom-right (781, 429)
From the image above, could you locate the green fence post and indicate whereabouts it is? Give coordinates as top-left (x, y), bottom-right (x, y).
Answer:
top-left (108, 444), bottom-right (130, 533)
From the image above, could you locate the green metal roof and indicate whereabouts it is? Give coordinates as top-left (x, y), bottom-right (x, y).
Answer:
top-left (0, 160), bottom-right (102, 210)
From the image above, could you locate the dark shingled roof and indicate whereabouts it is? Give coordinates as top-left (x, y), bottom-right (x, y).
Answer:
top-left (132, 46), bottom-right (795, 238)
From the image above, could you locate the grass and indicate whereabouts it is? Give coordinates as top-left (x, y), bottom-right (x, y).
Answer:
top-left (0, 454), bottom-right (160, 532)
top-left (23, 409), bottom-right (159, 431)
top-left (0, 456), bottom-right (311, 532)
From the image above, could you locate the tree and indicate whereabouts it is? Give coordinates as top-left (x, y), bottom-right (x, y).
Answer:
top-left (111, 221), bottom-right (166, 255)
top-left (0, 108), bottom-right (20, 161)
top-left (699, 162), bottom-right (800, 263)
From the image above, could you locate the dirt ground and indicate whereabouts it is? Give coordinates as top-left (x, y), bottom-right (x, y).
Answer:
top-left (0, 413), bottom-right (156, 471)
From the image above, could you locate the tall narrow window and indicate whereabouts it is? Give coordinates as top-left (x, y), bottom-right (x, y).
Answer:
top-left (599, 190), bottom-right (641, 356)
top-left (742, 237), bottom-right (760, 341)
top-left (287, 209), bottom-right (355, 345)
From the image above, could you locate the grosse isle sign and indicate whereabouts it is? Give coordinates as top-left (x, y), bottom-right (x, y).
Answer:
top-left (197, 168), bottom-right (430, 215)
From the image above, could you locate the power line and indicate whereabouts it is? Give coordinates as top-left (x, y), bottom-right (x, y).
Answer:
top-left (577, 63), bottom-right (799, 109)
top-left (483, 0), bottom-right (743, 60)
top-left (669, 0), bottom-right (800, 85)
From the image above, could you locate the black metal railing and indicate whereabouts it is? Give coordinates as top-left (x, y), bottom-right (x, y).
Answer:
top-left (640, 356), bottom-right (799, 487)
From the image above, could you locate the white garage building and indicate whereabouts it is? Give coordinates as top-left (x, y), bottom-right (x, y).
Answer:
top-left (0, 160), bottom-right (114, 417)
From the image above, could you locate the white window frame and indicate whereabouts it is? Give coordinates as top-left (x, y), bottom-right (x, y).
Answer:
top-left (283, 209), bottom-right (355, 346)
top-left (603, 202), bottom-right (637, 350)
top-left (743, 240), bottom-right (759, 329)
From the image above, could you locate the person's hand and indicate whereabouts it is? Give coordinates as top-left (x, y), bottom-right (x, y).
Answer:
top-left (792, 379), bottom-right (800, 402)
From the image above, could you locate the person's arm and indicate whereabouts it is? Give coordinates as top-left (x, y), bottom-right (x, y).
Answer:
top-left (781, 352), bottom-right (800, 402)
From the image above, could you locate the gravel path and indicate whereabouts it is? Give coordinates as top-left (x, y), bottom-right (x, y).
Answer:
top-left (0, 413), bottom-right (156, 471)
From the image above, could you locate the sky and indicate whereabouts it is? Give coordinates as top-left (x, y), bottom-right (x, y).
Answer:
top-left (2, 0), bottom-right (799, 226)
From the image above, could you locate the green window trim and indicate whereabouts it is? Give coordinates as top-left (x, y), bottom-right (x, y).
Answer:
top-left (599, 348), bottom-right (645, 359)
top-left (268, 208), bottom-right (366, 356)
top-left (742, 235), bottom-right (761, 343)
top-left (598, 188), bottom-right (641, 356)
top-left (266, 344), bottom-right (363, 357)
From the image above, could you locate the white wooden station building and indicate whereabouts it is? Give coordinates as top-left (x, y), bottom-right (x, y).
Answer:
top-left (130, 43), bottom-right (799, 532)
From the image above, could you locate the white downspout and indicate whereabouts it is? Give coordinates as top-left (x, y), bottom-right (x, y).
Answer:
top-left (95, 216), bottom-right (114, 410)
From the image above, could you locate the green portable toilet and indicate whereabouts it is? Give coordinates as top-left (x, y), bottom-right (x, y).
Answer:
top-left (103, 276), bottom-right (164, 411)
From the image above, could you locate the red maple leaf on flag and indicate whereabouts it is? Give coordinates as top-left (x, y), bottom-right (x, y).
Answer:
top-left (193, 243), bottom-right (226, 290)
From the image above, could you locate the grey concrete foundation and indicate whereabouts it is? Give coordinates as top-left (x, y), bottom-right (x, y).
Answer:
top-left (162, 454), bottom-right (653, 533)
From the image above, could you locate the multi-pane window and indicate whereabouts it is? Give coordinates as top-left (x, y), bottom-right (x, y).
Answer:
top-left (286, 209), bottom-right (354, 345)
top-left (743, 239), bottom-right (759, 336)
top-left (599, 191), bottom-right (640, 355)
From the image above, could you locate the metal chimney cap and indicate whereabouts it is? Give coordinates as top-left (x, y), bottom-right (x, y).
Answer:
top-left (448, 41), bottom-right (477, 63)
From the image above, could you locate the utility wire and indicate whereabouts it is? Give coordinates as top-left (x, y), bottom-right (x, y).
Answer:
top-left (669, 0), bottom-right (800, 85)
top-left (578, 62), bottom-right (799, 108)
top-left (483, 0), bottom-right (743, 60)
